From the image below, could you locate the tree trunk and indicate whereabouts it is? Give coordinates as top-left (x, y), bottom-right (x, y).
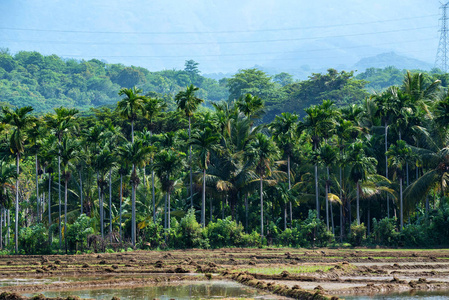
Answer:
top-left (288, 155), bottom-right (292, 227)
top-left (326, 167), bottom-right (329, 230)
top-left (152, 160), bottom-right (156, 223)
top-left (245, 195), bottom-right (248, 232)
top-left (1, 208), bottom-right (3, 250)
top-left (315, 164), bottom-right (319, 220)
top-left (131, 183), bottom-right (136, 247)
top-left (36, 153), bottom-right (39, 223)
top-left (119, 174), bottom-right (123, 242)
top-left (64, 177), bottom-right (68, 253)
top-left (58, 154), bottom-right (62, 249)
top-left (356, 181), bottom-right (360, 225)
top-left (48, 173), bottom-right (52, 244)
top-left (164, 194), bottom-right (167, 229)
top-left (385, 122), bottom-right (389, 218)
top-left (260, 176), bottom-right (264, 238)
top-left (15, 154), bottom-right (19, 254)
top-left (98, 172), bottom-right (103, 238)
top-left (400, 177), bottom-right (403, 230)
top-left (330, 196), bottom-right (335, 235)
top-left (339, 165), bottom-right (343, 241)
top-left (189, 116), bottom-right (193, 208)
top-left (79, 168), bottom-right (83, 214)
top-left (202, 169), bottom-right (206, 227)
top-left (167, 192), bottom-right (171, 229)
top-left (109, 169), bottom-right (112, 243)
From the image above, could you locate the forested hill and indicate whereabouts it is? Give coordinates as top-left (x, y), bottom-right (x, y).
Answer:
top-left (1, 50), bottom-right (448, 120)
top-left (0, 50), bottom-right (229, 113)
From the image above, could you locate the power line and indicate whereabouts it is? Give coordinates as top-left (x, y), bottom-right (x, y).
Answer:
top-left (2, 26), bottom-right (436, 46)
top-left (0, 14), bottom-right (438, 35)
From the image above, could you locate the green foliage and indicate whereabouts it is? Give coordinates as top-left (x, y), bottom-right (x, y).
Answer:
top-left (205, 217), bottom-right (246, 248)
top-left (170, 208), bottom-right (209, 249)
top-left (371, 217), bottom-right (399, 246)
top-left (66, 214), bottom-right (94, 251)
top-left (18, 224), bottom-right (50, 254)
top-left (138, 219), bottom-right (164, 249)
top-left (349, 222), bottom-right (366, 246)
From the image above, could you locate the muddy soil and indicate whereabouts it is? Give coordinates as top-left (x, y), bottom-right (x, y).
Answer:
top-left (1, 248), bottom-right (449, 299)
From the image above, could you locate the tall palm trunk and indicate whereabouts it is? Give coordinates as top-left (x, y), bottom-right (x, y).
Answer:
top-left (201, 168), bottom-right (206, 227)
top-left (356, 180), bottom-right (360, 225)
top-left (164, 194), bottom-right (167, 229)
top-left (109, 169), bottom-right (112, 242)
top-left (152, 160), bottom-right (156, 223)
top-left (64, 175), bottom-right (68, 253)
top-left (131, 183), bottom-right (136, 247)
top-left (119, 174), bottom-right (123, 242)
top-left (15, 154), bottom-right (19, 254)
top-left (260, 176), bottom-right (264, 238)
top-left (79, 168), bottom-right (83, 214)
top-left (245, 195), bottom-right (248, 232)
top-left (1, 208), bottom-right (3, 250)
top-left (35, 153), bottom-right (39, 222)
top-left (167, 192), bottom-right (171, 229)
top-left (400, 177), bottom-right (403, 230)
top-left (58, 153), bottom-right (62, 249)
top-left (385, 122), bottom-right (389, 218)
top-left (325, 167), bottom-right (330, 230)
top-left (288, 155), bottom-right (292, 227)
top-left (48, 173), bottom-right (52, 244)
top-left (315, 164), bottom-right (319, 219)
top-left (189, 116), bottom-right (193, 208)
top-left (97, 172), bottom-right (103, 238)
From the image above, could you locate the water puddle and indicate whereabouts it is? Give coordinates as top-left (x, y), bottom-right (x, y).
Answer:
top-left (23, 280), bottom-right (284, 300)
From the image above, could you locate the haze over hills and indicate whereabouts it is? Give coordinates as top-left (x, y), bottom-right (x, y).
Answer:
top-left (0, 0), bottom-right (441, 77)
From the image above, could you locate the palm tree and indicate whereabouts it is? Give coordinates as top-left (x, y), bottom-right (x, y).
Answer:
top-left (0, 160), bottom-right (16, 250)
top-left (299, 100), bottom-right (339, 220)
top-left (117, 87), bottom-right (147, 143)
top-left (189, 127), bottom-right (220, 227)
top-left (45, 107), bottom-right (78, 249)
top-left (1, 106), bottom-right (35, 254)
top-left (348, 141), bottom-right (377, 225)
top-left (318, 143), bottom-right (338, 230)
top-left (270, 112), bottom-right (298, 228)
top-left (175, 84), bottom-right (204, 208)
top-left (154, 149), bottom-right (185, 230)
top-left (118, 140), bottom-right (150, 247)
top-left (59, 136), bottom-right (80, 251)
top-left (246, 132), bottom-right (280, 239)
top-left (236, 93), bottom-right (265, 121)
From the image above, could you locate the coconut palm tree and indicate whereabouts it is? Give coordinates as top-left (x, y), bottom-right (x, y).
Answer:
top-left (236, 93), bottom-right (265, 122)
top-left (59, 136), bottom-right (80, 252)
top-left (45, 107), bottom-right (78, 249)
top-left (270, 112), bottom-right (298, 228)
top-left (246, 132), bottom-right (280, 238)
top-left (118, 140), bottom-right (151, 247)
top-left (175, 84), bottom-right (203, 208)
top-left (347, 141), bottom-right (377, 225)
top-left (298, 100), bottom-right (339, 220)
top-left (117, 87), bottom-right (147, 143)
top-left (1, 106), bottom-right (35, 254)
top-left (154, 149), bottom-right (185, 230)
top-left (0, 160), bottom-right (16, 250)
top-left (189, 127), bottom-right (221, 227)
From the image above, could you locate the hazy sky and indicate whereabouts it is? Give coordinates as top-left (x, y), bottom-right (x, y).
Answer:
top-left (0, 0), bottom-right (441, 74)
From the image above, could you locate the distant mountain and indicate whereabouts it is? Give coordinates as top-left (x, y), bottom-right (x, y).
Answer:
top-left (353, 52), bottom-right (433, 72)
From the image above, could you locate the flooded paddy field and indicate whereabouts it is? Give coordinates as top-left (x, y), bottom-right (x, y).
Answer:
top-left (1, 248), bottom-right (449, 299)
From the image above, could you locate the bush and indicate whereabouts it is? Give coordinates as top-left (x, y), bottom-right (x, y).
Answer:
top-left (18, 224), bottom-right (50, 254)
top-left (371, 217), bottom-right (399, 246)
top-left (138, 219), bottom-right (164, 249)
top-left (170, 208), bottom-right (209, 249)
top-left (66, 214), bottom-right (94, 252)
top-left (399, 223), bottom-right (427, 247)
top-left (349, 222), bottom-right (366, 246)
top-left (206, 217), bottom-right (245, 248)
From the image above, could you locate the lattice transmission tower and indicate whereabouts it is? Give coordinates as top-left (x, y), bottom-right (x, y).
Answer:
top-left (435, 2), bottom-right (449, 73)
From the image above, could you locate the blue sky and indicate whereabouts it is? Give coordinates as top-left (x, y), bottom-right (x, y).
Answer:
top-left (0, 0), bottom-right (441, 74)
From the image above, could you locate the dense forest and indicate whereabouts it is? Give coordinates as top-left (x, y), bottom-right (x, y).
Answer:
top-left (1, 50), bottom-right (449, 254)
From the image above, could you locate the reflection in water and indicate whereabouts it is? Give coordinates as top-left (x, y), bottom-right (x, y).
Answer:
top-left (24, 280), bottom-right (280, 300)
top-left (344, 290), bottom-right (449, 300)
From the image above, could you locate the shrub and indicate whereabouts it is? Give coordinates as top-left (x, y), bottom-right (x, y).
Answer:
top-left (18, 224), bottom-right (50, 254)
top-left (170, 208), bottom-right (209, 249)
top-left (371, 217), bottom-right (399, 246)
top-left (349, 221), bottom-right (366, 246)
top-left (66, 214), bottom-right (94, 252)
top-left (138, 219), bottom-right (164, 249)
top-left (399, 223), bottom-right (427, 247)
top-left (206, 217), bottom-right (245, 248)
